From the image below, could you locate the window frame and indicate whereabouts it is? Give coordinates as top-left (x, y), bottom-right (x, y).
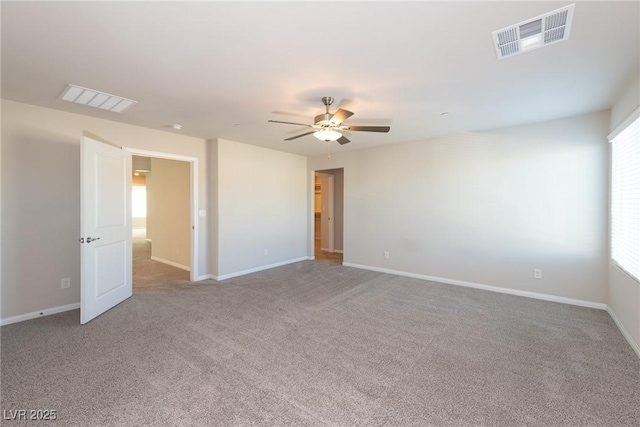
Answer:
top-left (608, 106), bottom-right (640, 283)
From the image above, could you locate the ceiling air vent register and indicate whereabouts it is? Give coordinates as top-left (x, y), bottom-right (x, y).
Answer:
top-left (58, 84), bottom-right (138, 113)
top-left (492, 3), bottom-right (575, 59)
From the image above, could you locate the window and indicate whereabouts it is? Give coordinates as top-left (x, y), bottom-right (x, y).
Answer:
top-left (132, 185), bottom-right (147, 218)
top-left (609, 109), bottom-right (640, 282)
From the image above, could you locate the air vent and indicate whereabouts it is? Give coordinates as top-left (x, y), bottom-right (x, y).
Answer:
top-left (492, 3), bottom-right (575, 59)
top-left (58, 84), bottom-right (138, 113)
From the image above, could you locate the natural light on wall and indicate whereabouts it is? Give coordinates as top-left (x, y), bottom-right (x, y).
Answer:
top-left (132, 186), bottom-right (147, 218)
top-left (609, 109), bottom-right (640, 282)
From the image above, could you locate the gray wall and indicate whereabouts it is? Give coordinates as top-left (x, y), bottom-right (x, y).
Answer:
top-left (309, 111), bottom-right (610, 304)
top-left (213, 139), bottom-right (307, 279)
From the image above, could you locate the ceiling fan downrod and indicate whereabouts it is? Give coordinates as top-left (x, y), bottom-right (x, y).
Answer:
top-left (316, 97), bottom-right (335, 126)
top-left (321, 96), bottom-right (334, 110)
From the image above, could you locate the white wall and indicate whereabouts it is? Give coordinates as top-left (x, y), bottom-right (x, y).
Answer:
top-left (1, 100), bottom-right (209, 319)
top-left (309, 111), bottom-right (610, 304)
top-left (147, 158), bottom-right (191, 270)
top-left (608, 74), bottom-right (640, 352)
top-left (214, 139), bottom-right (307, 278)
top-left (207, 140), bottom-right (219, 277)
top-left (611, 75), bottom-right (640, 129)
top-left (0, 99), bottom-right (3, 320)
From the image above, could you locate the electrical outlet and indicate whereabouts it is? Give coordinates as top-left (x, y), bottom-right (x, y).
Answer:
top-left (61, 278), bottom-right (71, 289)
top-left (383, 251), bottom-right (390, 259)
top-left (533, 269), bottom-right (542, 279)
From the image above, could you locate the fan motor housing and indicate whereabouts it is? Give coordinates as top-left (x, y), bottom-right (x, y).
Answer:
top-left (314, 113), bottom-right (334, 126)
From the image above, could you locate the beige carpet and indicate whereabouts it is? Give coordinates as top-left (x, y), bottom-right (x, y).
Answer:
top-left (2, 261), bottom-right (638, 426)
top-left (133, 229), bottom-right (190, 294)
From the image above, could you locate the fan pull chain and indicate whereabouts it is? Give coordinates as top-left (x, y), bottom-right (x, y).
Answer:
top-left (327, 141), bottom-right (331, 159)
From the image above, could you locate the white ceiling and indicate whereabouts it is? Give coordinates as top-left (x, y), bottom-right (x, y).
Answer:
top-left (2, 1), bottom-right (638, 157)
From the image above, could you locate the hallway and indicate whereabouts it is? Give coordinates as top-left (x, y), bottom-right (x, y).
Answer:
top-left (314, 238), bottom-right (343, 264)
top-left (133, 228), bottom-right (190, 293)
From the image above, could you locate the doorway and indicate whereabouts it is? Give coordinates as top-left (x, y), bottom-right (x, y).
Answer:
top-left (314, 168), bottom-right (344, 264)
top-left (131, 155), bottom-right (192, 291)
top-left (125, 148), bottom-right (199, 290)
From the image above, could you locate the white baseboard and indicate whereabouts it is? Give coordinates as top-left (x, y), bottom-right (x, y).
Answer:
top-left (1, 302), bottom-right (80, 326)
top-left (214, 256), bottom-right (309, 281)
top-left (606, 306), bottom-right (640, 359)
top-left (193, 274), bottom-right (214, 281)
top-left (342, 263), bottom-right (608, 310)
top-left (150, 256), bottom-right (190, 272)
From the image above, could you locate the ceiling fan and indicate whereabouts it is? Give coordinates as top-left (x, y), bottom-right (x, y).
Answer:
top-left (268, 97), bottom-right (390, 145)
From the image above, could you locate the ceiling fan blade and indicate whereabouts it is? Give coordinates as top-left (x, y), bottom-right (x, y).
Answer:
top-left (284, 131), bottom-right (316, 141)
top-left (330, 108), bottom-right (354, 124)
top-left (268, 119), bottom-right (313, 127)
top-left (343, 125), bottom-right (390, 133)
top-left (337, 136), bottom-right (350, 145)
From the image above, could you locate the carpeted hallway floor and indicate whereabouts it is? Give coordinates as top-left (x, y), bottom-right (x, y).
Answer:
top-left (314, 238), bottom-right (343, 265)
top-left (1, 261), bottom-right (638, 426)
top-left (133, 229), bottom-right (190, 293)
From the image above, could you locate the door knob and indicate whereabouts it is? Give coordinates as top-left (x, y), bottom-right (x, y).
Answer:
top-left (86, 237), bottom-right (101, 243)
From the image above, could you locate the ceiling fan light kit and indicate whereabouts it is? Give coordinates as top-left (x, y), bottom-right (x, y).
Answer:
top-left (314, 129), bottom-right (342, 142)
top-left (268, 96), bottom-right (390, 150)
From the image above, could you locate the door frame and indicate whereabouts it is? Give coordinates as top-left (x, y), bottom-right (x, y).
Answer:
top-left (124, 147), bottom-right (199, 281)
top-left (316, 172), bottom-right (335, 252)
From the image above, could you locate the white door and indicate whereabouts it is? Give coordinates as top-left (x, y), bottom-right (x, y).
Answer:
top-left (81, 134), bottom-right (132, 324)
